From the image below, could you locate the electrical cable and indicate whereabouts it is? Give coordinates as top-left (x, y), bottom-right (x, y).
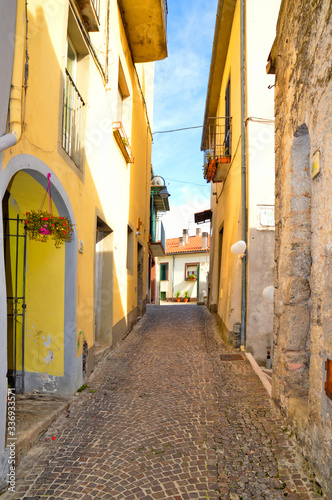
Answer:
top-left (152, 125), bottom-right (204, 135)
top-left (164, 177), bottom-right (207, 187)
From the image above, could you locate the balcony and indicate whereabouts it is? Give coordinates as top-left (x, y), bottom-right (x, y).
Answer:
top-left (202, 117), bottom-right (232, 183)
top-left (118, 0), bottom-right (168, 62)
top-left (62, 68), bottom-right (85, 169)
top-left (75, 0), bottom-right (100, 31)
top-left (112, 122), bottom-right (134, 163)
top-left (149, 219), bottom-right (166, 257)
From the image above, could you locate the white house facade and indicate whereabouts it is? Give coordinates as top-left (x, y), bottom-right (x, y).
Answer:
top-left (156, 228), bottom-right (210, 303)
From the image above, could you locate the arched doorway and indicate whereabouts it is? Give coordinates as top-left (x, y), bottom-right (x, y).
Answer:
top-left (1, 157), bottom-right (78, 394)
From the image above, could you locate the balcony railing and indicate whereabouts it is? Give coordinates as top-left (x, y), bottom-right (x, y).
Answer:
top-left (112, 122), bottom-right (134, 163)
top-left (62, 68), bottom-right (85, 169)
top-left (202, 116), bottom-right (232, 183)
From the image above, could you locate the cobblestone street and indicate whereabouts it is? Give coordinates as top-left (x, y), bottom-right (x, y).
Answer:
top-left (3, 305), bottom-right (326, 500)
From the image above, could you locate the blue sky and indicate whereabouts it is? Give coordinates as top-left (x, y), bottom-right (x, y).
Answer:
top-left (151, 0), bottom-right (218, 238)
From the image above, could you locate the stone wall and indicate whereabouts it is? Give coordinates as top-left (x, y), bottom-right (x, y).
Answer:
top-left (272, 0), bottom-right (332, 496)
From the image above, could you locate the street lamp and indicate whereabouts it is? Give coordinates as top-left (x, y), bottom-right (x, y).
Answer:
top-left (151, 175), bottom-right (171, 199)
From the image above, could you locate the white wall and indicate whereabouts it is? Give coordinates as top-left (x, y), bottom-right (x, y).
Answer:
top-left (157, 252), bottom-right (209, 301)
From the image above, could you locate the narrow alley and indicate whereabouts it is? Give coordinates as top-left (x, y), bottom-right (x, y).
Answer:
top-left (2, 305), bottom-right (325, 500)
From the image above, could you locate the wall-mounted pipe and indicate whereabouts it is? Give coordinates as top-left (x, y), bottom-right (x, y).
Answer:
top-left (240, 0), bottom-right (247, 349)
top-left (0, 0), bottom-right (25, 152)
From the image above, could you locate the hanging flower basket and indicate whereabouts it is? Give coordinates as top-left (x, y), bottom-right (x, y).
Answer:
top-left (23, 173), bottom-right (74, 249)
top-left (24, 210), bottom-right (73, 248)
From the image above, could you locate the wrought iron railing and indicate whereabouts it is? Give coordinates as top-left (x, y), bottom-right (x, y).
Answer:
top-left (202, 116), bottom-right (232, 164)
top-left (62, 68), bottom-right (85, 169)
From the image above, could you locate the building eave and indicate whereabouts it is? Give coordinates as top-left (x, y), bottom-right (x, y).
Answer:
top-left (201, 0), bottom-right (236, 150)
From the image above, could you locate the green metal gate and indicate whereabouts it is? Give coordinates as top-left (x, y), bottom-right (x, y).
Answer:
top-left (3, 215), bottom-right (27, 393)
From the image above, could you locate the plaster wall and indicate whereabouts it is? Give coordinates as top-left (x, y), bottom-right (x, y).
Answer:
top-left (1, 0), bottom-right (154, 357)
top-left (158, 252), bottom-right (209, 301)
top-left (272, 0), bottom-right (332, 495)
top-left (245, 0), bottom-right (280, 363)
top-left (208, 1), bottom-right (242, 336)
top-left (208, 0), bottom-right (279, 360)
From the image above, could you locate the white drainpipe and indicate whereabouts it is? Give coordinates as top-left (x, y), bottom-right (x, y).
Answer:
top-left (0, 0), bottom-right (25, 152)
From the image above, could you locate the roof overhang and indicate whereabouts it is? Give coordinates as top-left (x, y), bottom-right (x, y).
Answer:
top-left (149, 241), bottom-right (166, 257)
top-left (266, 37), bottom-right (277, 75)
top-left (194, 209), bottom-right (212, 225)
top-left (118, 0), bottom-right (168, 63)
top-left (201, 0), bottom-right (236, 150)
top-left (151, 185), bottom-right (170, 211)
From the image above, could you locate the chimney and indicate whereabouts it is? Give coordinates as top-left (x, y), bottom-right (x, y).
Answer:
top-left (179, 236), bottom-right (185, 247)
top-left (196, 227), bottom-right (202, 237)
top-left (202, 231), bottom-right (208, 248)
top-left (183, 228), bottom-right (189, 244)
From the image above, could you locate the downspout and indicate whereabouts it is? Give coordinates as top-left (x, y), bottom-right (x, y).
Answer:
top-left (240, 0), bottom-right (247, 349)
top-left (0, 0), bottom-right (25, 152)
top-left (172, 254), bottom-right (175, 301)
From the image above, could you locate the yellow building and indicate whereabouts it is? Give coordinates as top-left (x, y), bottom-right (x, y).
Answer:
top-left (201, 0), bottom-right (279, 364)
top-left (0, 1), bottom-right (167, 486)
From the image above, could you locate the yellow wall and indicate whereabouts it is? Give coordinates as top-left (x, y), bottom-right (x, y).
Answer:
top-left (2, 0), bottom-right (155, 386)
top-left (5, 172), bottom-right (65, 376)
top-left (209, 1), bottom-right (243, 330)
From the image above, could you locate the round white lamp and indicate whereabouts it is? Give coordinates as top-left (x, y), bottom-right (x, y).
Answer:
top-left (230, 240), bottom-right (247, 255)
top-left (262, 285), bottom-right (274, 303)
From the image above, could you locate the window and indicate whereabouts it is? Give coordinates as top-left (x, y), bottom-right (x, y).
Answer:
top-left (126, 225), bottom-right (134, 272)
top-left (185, 263), bottom-right (198, 280)
top-left (112, 60), bottom-right (134, 163)
top-left (117, 61), bottom-right (131, 132)
top-left (160, 263), bottom-right (168, 281)
top-left (225, 77), bottom-right (230, 155)
top-left (62, 35), bottom-right (85, 169)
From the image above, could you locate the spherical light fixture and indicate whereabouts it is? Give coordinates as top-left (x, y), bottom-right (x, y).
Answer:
top-left (262, 285), bottom-right (274, 303)
top-left (230, 240), bottom-right (247, 255)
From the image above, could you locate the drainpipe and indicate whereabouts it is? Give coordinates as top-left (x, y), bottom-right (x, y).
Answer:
top-left (172, 254), bottom-right (175, 301)
top-left (240, 0), bottom-right (247, 349)
top-left (0, 0), bottom-right (25, 152)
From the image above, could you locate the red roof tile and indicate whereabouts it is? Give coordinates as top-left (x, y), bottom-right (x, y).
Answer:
top-left (166, 235), bottom-right (210, 254)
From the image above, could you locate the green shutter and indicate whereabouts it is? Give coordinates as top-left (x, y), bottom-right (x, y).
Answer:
top-left (160, 263), bottom-right (167, 281)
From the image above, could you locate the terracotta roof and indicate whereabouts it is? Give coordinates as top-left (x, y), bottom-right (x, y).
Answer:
top-left (166, 235), bottom-right (210, 254)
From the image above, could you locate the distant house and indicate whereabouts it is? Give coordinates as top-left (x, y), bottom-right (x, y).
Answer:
top-left (156, 229), bottom-right (210, 303)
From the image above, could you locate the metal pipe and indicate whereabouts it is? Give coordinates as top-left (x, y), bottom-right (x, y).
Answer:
top-left (0, 0), bottom-right (25, 152)
top-left (172, 254), bottom-right (175, 301)
top-left (240, 0), bottom-right (247, 349)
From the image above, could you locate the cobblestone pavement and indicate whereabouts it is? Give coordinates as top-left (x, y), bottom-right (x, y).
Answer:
top-left (3, 305), bottom-right (326, 499)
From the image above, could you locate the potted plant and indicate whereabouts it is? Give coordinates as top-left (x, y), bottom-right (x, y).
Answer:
top-left (24, 210), bottom-right (73, 249)
top-left (184, 290), bottom-right (190, 302)
top-left (23, 172), bottom-right (74, 249)
top-left (188, 274), bottom-right (196, 280)
top-left (175, 291), bottom-right (181, 302)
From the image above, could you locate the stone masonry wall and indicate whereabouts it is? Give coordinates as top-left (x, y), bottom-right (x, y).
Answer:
top-left (273, 0), bottom-right (332, 496)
